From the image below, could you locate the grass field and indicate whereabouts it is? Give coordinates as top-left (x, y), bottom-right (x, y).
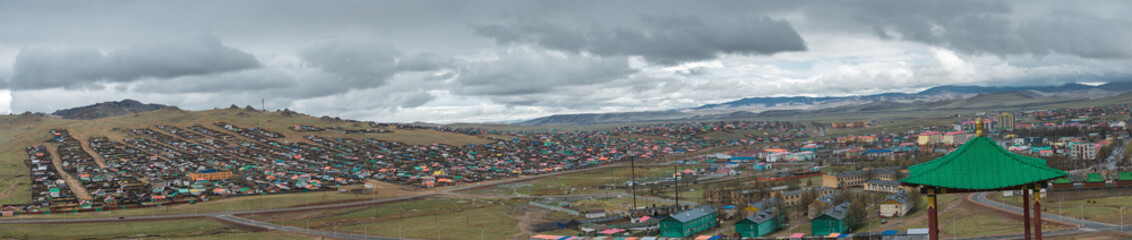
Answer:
top-left (1000, 193), bottom-right (1132, 225)
top-left (855, 194), bottom-right (1072, 238)
top-left (0, 120), bottom-right (40, 205)
top-left (0, 219), bottom-right (240, 239)
top-left (465, 165), bottom-right (692, 197)
top-left (260, 198), bottom-right (522, 240)
top-left (173, 231), bottom-right (316, 240)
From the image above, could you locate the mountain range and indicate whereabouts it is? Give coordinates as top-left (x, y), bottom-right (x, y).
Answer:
top-left (520, 82), bottom-right (1132, 125)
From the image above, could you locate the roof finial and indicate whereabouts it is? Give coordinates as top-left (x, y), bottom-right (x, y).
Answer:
top-left (975, 117), bottom-right (985, 137)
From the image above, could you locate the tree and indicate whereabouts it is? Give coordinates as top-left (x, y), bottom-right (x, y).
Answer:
top-left (845, 200), bottom-right (868, 230)
top-left (772, 196), bottom-right (788, 224)
top-left (798, 189), bottom-right (818, 216)
top-left (906, 189), bottom-right (924, 214)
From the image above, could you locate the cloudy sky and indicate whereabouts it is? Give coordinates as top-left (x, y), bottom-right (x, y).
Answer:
top-left (1, 0), bottom-right (1131, 122)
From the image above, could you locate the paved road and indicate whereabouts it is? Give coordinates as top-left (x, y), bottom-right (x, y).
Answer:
top-left (1103, 138), bottom-right (1130, 171)
top-left (970, 192), bottom-right (1127, 233)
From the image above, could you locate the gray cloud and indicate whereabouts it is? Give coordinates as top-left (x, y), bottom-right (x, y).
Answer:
top-left (475, 15), bottom-right (807, 65)
top-left (9, 34), bottom-right (260, 90)
top-left (452, 50), bottom-right (637, 103)
top-left (295, 42), bottom-right (449, 97)
top-left (835, 0), bottom-right (1132, 59)
top-left (129, 69), bottom-right (298, 94)
top-left (3, 0), bottom-right (1132, 122)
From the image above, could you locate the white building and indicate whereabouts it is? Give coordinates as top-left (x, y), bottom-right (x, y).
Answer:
top-left (1070, 142), bottom-right (1097, 160)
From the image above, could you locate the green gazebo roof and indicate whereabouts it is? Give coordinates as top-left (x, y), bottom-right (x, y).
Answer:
top-left (1118, 172), bottom-right (1132, 181)
top-left (901, 137), bottom-right (1067, 190)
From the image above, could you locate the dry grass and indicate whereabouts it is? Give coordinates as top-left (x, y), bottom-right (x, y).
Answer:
top-left (0, 219), bottom-right (240, 239)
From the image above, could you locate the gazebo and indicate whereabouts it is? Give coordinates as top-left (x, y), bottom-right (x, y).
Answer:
top-left (900, 120), bottom-right (1067, 240)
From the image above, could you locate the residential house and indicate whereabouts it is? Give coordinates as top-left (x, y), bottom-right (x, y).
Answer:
top-left (735, 206), bottom-right (782, 238)
top-left (863, 180), bottom-right (906, 193)
top-left (774, 187), bottom-right (836, 207)
top-left (659, 206), bottom-right (718, 238)
top-left (879, 190), bottom-right (912, 218)
top-left (811, 202), bottom-right (851, 236)
top-left (823, 170), bottom-right (870, 189)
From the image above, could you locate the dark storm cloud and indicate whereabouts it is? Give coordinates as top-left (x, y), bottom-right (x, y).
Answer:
top-left (452, 50), bottom-right (637, 104)
top-left (8, 35), bottom-right (260, 90)
top-left (129, 69), bottom-right (298, 94)
top-left (297, 42), bottom-right (448, 95)
top-left (834, 0), bottom-right (1132, 58)
top-left (475, 15), bottom-right (807, 65)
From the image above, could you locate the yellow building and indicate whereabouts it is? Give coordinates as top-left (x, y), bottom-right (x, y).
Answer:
top-left (999, 112), bottom-right (1015, 130)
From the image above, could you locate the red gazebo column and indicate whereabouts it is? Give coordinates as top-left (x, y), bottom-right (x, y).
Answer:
top-left (1023, 186), bottom-right (1031, 240)
top-left (1034, 183), bottom-right (1043, 240)
top-left (928, 188), bottom-right (938, 240)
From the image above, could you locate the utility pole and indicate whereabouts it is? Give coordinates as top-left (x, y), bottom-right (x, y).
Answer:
top-left (674, 164), bottom-right (679, 210)
top-left (631, 156), bottom-right (637, 210)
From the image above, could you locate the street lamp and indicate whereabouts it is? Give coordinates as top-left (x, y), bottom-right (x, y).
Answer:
top-left (1081, 203), bottom-right (1085, 224)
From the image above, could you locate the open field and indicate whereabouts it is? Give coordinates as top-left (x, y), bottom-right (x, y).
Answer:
top-left (255, 198), bottom-right (522, 240)
top-left (465, 165), bottom-right (697, 197)
top-left (172, 231), bottom-right (316, 240)
top-left (767, 193), bottom-right (1070, 238)
top-left (999, 189), bottom-right (1132, 225)
top-left (0, 120), bottom-right (39, 204)
top-left (909, 194), bottom-right (1071, 238)
top-left (0, 219), bottom-right (241, 239)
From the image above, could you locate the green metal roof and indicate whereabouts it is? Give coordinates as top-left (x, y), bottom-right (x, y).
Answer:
top-left (1086, 173), bottom-right (1106, 182)
top-left (1051, 177), bottom-right (1073, 184)
top-left (1118, 172), bottom-right (1132, 181)
top-left (900, 137), bottom-right (1067, 190)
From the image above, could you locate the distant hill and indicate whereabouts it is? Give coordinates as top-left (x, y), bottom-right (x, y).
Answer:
top-left (520, 81), bottom-right (1132, 125)
top-left (52, 99), bottom-right (168, 120)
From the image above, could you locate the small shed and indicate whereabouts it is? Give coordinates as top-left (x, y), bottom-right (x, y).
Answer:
top-left (1115, 172), bottom-right (1132, 187)
top-left (1084, 173), bottom-right (1106, 188)
top-left (1050, 177), bottom-right (1075, 189)
top-left (585, 209), bottom-right (608, 219)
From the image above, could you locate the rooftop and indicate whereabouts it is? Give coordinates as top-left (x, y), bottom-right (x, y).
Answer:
top-left (667, 205), bottom-right (716, 223)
